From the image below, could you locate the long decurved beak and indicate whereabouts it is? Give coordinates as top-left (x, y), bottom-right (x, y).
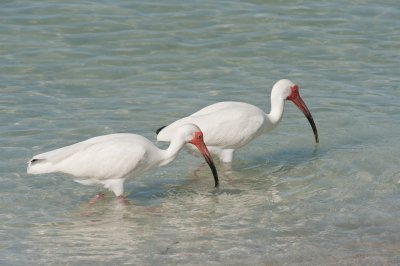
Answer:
top-left (193, 141), bottom-right (219, 188)
top-left (289, 95), bottom-right (319, 143)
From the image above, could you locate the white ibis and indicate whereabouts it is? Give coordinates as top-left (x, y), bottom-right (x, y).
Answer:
top-left (156, 79), bottom-right (319, 163)
top-left (27, 124), bottom-right (219, 203)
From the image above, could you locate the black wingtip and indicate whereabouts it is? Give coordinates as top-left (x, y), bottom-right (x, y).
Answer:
top-left (156, 126), bottom-right (166, 135)
top-left (29, 158), bottom-right (44, 165)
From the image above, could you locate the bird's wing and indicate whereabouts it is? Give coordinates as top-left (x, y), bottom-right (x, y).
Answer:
top-left (189, 101), bottom-right (241, 117)
top-left (157, 102), bottom-right (245, 141)
top-left (28, 134), bottom-right (148, 180)
top-left (156, 102), bottom-right (240, 141)
top-left (157, 102), bottom-right (265, 149)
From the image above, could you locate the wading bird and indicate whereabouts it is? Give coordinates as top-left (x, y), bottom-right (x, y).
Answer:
top-left (28, 124), bottom-right (219, 203)
top-left (156, 79), bottom-right (318, 163)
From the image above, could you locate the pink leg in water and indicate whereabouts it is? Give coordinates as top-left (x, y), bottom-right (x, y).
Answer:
top-left (117, 195), bottom-right (127, 205)
top-left (89, 192), bottom-right (105, 204)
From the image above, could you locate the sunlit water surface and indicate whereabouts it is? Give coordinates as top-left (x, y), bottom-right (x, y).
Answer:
top-left (1, 0), bottom-right (399, 265)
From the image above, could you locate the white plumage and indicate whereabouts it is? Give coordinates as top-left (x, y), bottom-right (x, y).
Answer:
top-left (27, 124), bottom-right (219, 201)
top-left (157, 79), bottom-right (319, 163)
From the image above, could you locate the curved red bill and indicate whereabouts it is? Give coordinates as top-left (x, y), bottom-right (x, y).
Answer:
top-left (190, 133), bottom-right (219, 187)
top-left (287, 87), bottom-right (319, 143)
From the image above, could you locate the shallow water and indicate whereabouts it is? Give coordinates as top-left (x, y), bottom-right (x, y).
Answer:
top-left (1, 0), bottom-right (400, 265)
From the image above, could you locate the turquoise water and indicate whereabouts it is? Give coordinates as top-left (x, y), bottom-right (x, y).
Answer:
top-left (1, 0), bottom-right (399, 265)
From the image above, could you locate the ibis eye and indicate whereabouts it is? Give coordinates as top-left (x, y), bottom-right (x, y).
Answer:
top-left (198, 134), bottom-right (202, 139)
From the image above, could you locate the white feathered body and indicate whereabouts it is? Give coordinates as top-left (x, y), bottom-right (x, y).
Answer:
top-left (27, 134), bottom-right (163, 196)
top-left (157, 102), bottom-right (276, 162)
top-left (158, 102), bottom-right (273, 148)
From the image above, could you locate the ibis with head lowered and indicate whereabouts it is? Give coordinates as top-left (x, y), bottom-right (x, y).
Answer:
top-left (28, 124), bottom-right (219, 203)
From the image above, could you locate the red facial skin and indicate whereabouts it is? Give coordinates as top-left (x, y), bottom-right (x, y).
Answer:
top-left (190, 132), bottom-right (219, 187)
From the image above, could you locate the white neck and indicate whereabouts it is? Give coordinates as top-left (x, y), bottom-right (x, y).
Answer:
top-left (266, 93), bottom-right (286, 129)
top-left (158, 136), bottom-right (186, 166)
